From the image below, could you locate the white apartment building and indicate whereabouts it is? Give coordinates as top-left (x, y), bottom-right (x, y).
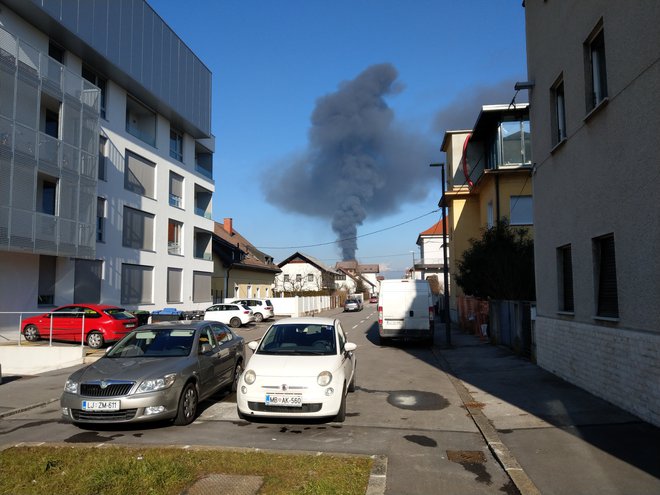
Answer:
top-left (524, 0), bottom-right (660, 426)
top-left (0, 0), bottom-right (215, 331)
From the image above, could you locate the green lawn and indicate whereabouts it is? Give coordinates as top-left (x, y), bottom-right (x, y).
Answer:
top-left (0, 445), bottom-right (373, 495)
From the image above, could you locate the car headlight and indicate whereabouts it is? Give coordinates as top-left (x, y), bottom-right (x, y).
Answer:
top-left (136, 373), bottom-right (176, 393)
top-left (244, 369), bottom-right (256, 385)
top-left (317, 371), bottom-right (332, 386)
top-left (63, 379), bottom-right (78, 394)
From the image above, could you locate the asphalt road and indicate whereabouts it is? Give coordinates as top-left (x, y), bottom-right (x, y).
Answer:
top-left (0, 307), bottom-right (518, 494)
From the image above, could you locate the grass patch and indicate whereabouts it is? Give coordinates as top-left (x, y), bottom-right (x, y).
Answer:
top-left (0, 445), bottom-right (373, 495)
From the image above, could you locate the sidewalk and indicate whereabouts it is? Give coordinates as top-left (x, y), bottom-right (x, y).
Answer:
top-left (435, 324), bottom-right (660, 495)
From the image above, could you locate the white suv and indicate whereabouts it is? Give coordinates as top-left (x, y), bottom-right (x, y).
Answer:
top-left (204, 303), bottom-right (254, 328)
top-left (226, 298), bottom-right (274, 323)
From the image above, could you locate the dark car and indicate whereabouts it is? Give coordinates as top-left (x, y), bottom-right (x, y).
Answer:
top-left (21, 304), bottom-right (138, 349)
top-left (60, 320), bottom-right (245, 426)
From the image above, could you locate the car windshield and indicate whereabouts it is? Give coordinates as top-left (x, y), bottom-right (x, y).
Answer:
top-left (107, 329), bottom-right (195, 358)
top-left (105, 308), bottom-right (135, 320)
top-left (257, 323), bottom-right (336, 356)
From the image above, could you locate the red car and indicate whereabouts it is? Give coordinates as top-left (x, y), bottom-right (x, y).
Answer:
top-left (21, 304), bottom-right (138, 349)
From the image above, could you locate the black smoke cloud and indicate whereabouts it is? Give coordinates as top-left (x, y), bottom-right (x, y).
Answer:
top-left (262, 63), bottom-right (437, 260)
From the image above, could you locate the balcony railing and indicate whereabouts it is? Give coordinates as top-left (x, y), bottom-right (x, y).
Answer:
top-left (195, 206), bottom-right (212, 219)
top-left (169, 194), bottom-right (182, 208)
top-left (168, 241), bottom-right (181, 255)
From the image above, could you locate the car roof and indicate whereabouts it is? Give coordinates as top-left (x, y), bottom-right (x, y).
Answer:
top-left (273, 317), bottom-right (336, 326)
top-left (139, 320), bottom-right (213, 330)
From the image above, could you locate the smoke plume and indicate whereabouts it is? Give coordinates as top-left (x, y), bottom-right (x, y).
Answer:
top-left (262, 63), bottom-right (436, 260)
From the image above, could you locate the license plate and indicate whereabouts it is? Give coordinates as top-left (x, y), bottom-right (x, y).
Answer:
top-left (265, 393), bottom-right (302, 407)
top-left (82, 400), bottom-right (120, 411)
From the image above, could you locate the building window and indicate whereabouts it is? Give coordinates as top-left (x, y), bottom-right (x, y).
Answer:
top-left (96, 197), bottom-right (106, 242)
top-left (37, 173), bottom-right (58, 215)
top-left (168, 219), bottom-right (183, 255)
top-left (509, 195), bottom-right (533, 225)
top-left (121, 264), bottom-right (153, 305)
top-left (594, 234), bottom-right (618, 318)
top-left (124, 150), bottom-right (155, 198)
top-left (48, 41), bottom-right (64, 63)
top-left (82, 65), bottom-right (107, 119)
top-left (126, 95), bottom-right (156, 146)
top-left (500, 120), bottom-right (532, 167)
top-left (192, 272), bottom-right (211, 303)
top-left (98, 136), bottom-right (107, 181)
top-left (122, 206), bottom-right (154, 251)
top-left (169, 171), bottom-right (184, 208)
top-left (296, 274), bottom-right (302, 283)
top-left (38, 255), bottom-right (56, 305)
top-left (283, 274), bottom-right (290, 283)
top-left (557, 245), bottom-right (574, 312)
top-left (585, 23), bottom-right (608, 111)
top-left (170, 128), bottom-right (183, 162)
top-left (167, 268), bottom-right (183, 303)
top-left (74, 259), bottom-right (102, 304)
top-left (552, 77), bottom-right (567, 144)
top-left (307, 274), bottom-right (314, 282)
top-left (487, 201), bottom-right (494, 228)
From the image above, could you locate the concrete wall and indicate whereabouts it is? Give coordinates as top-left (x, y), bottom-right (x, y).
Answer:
top-left (0, 345), bottom-right (84, 375)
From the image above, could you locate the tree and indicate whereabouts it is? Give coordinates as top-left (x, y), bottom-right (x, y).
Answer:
top-left (456, 220), bottom-right (535, 301)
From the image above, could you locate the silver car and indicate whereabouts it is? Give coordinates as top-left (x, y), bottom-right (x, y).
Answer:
top-left (61, 320), bottom-right (245, 426)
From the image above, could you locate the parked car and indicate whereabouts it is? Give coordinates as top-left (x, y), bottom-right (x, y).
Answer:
top-left (226, 298), bottom-right (274, 322)
top-left (60, 320), bottom-right (245, 426)
top-left (343, 298), bottom-right (363, 312)
top-left (204, 303), bottom-right (254, 327)
top-left (21, 304), bottom-right (138, 349)
top-left (237, 317), bottom-right (357, 422)
top-left (369, 295), bottom-right (378, 304)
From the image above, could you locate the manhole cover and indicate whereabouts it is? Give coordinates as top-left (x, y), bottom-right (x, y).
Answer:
top-left (447, 450), bottom-right (486, 464)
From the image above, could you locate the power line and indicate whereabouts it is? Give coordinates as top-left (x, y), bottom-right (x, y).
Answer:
top-left (256, 208), bottom-right (441, 250)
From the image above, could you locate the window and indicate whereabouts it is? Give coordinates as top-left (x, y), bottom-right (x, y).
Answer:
top-left (82, 65), bottom-right (107, 119)
top-left (37, 173), bottom-right (58, 215)
top-left (500, 120), bottom-right (532, 166)
top-left (557, 245), bottom-right (574, 312)
top-left (74, 259), bottom-right (102, 304)
top-left (169, 172), bottom-right (184, 208)
top-left (170, 128), bottom-right (183, 161)
top-left (38, 255), bottom-right (56, 305)
top-left (126, 95), bottom-right (156, 146)
top-left (168, 219), bottom-right (183, 255)
top-left (121, 264), bottom-right (153, 304)
top-left (122, 206), bottom-right (154, 251)
top-left (585, 23), bottom-right (608, 111)
top-left (124, 150), bottom-right (155, 198)
top-left (594, 234), bottom-right (618, 318)
top-left (40, 92), bottom-right (61, 139)
top-left (552, 77), bottom-right (567, 144)
top-left (193, 272), bottom-right (212, 303)
top-left (167, 268), bottom-right (183, 303)
top-left (96, 197), bottom-right (106, 242)
top-left (48, 41), bottom-right (64, 63)
top-left (98, 136), bottom-right (107, 181)
top-left (283, 274), bottom-right (290, 282)
top-left (487, 201), bottom-right (494, 228)
top-left (296, 274), bottom-right (302, 283)
top-left (307, 274), bottom-right (314, 282)
top-left (509, 195), bottom-right (533, 225)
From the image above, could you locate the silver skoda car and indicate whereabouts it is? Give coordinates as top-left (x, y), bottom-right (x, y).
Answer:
top-left (61, 320), bottom-right (245, 426)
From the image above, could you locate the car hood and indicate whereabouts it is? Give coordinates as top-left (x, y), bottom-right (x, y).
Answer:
top-left (73, 356), bottom-right (190, 382)
top-left (247, 354), bottom-right (343, 377)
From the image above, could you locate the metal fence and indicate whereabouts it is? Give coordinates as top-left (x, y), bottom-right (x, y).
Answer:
top-left (0, 311), bottom-right (87, 347)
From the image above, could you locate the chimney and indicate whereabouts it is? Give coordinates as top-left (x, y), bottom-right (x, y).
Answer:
top-left (223, 218), bottom-right (233, 234)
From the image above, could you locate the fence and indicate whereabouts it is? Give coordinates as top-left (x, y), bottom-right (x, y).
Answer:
top-left (457, 296), bottom-right (490, 338)
top-left (0, 311), bottom-right (88, 346)
top-left (271, 295), bottom-right (340, 317)
top-left (488, 300), bottom-right (534, 357)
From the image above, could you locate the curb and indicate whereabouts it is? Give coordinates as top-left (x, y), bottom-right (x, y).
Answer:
top-left (0, 398), bottom-right (60, 419)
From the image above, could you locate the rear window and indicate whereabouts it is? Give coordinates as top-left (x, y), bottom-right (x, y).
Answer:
top-left (265, 300), bottom-right (273, 306)
top-left (105, 308), bottom-right (136, 320)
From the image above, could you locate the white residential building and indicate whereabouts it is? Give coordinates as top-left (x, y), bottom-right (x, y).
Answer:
top-left (0, 0), bottom-right (215, 332)
top-left (275, 252), bottom-right (340, 293)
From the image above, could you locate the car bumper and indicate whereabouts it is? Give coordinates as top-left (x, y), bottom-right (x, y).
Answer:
top-left (237, 384), bottom-right (343, 419)
top-left (60, 386), bottom-right (182, 424)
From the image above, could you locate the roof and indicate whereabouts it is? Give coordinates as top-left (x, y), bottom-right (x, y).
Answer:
top-left (213, 222), bottom-right (280, 274)
top-left (416, 218), bottom-right (447, 246)
top-left (335, 261), bottom-right (380, 274)
top-left (278, 252), bottom-right (340, 275)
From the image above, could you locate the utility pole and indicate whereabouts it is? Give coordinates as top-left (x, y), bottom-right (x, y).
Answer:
top-left (430, 163), bottom-right (451, 347)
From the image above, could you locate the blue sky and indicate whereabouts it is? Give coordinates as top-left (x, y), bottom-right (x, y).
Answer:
top-left (149, 0), bottom-right (528, 276)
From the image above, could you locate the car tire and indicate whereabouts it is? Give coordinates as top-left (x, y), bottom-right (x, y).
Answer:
top-left (253, 312), bottom-right (263, 323)
top-left (348, 368), bottom-right (356, 392)
top-left (335, 384), bottom-right (347, 423)
top-left (23, 324), bottom-right (40, 342)
top-left (86, 331), bottom-right (104, 349)
top-left (236, 406), bottom-right (249, 421)
top-left (229, 317), bottom-right (242, 328)
top-left (174, 382), bottom-right (198, 426)
top-left (231, 361), bottom-right (243, 393)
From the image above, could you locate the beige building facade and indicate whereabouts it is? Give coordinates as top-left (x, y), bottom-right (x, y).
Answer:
top-left (524, 0), bottom-right (660, 426)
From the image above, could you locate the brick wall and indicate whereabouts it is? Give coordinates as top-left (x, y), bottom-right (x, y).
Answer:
top-left (535, 316), bottom-right (660, 427)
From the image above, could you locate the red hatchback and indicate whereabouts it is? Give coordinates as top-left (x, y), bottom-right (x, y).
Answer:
top-left (21, 304), bottom-right (138, 349)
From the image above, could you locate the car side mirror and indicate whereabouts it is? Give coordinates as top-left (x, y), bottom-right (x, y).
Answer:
top-left (199, 343), bottom-right (212, 354)
top-left (247, 341), bottom-right (259, 351)
top-left (344, 342), bottom-right (357, 352)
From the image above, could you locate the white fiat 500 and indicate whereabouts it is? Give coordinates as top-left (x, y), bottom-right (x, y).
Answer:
top-left (237, 317), bottom-right (357, 422)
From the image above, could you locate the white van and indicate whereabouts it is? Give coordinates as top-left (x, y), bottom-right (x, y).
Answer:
top-left (378, 279), bottom-right (434, 345)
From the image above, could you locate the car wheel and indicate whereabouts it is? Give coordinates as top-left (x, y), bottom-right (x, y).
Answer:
top-left (231, 361), bottom-right (243, 393)
top-left (174, 382), bottom-right (198, 426)
top-left (86, 331), bottom-right (104, 349)
top-left (23, 324), bottom-right (40, 342)
top-left (229, 317), bottom-right (242, 328)
top-left (253, 312), bottom-right (263, 323)
top-left (335, 384), bottom-right (347, 423)
top-left (427, 331), bottom-right (435, 347)
top-left (348, 368), bottom-right (356, 392)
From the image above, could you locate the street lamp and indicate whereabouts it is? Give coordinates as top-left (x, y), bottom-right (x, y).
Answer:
top-left (430, 162), bottom-right (451, 347)
top-left (410, 250), bottom-right (415, 279)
